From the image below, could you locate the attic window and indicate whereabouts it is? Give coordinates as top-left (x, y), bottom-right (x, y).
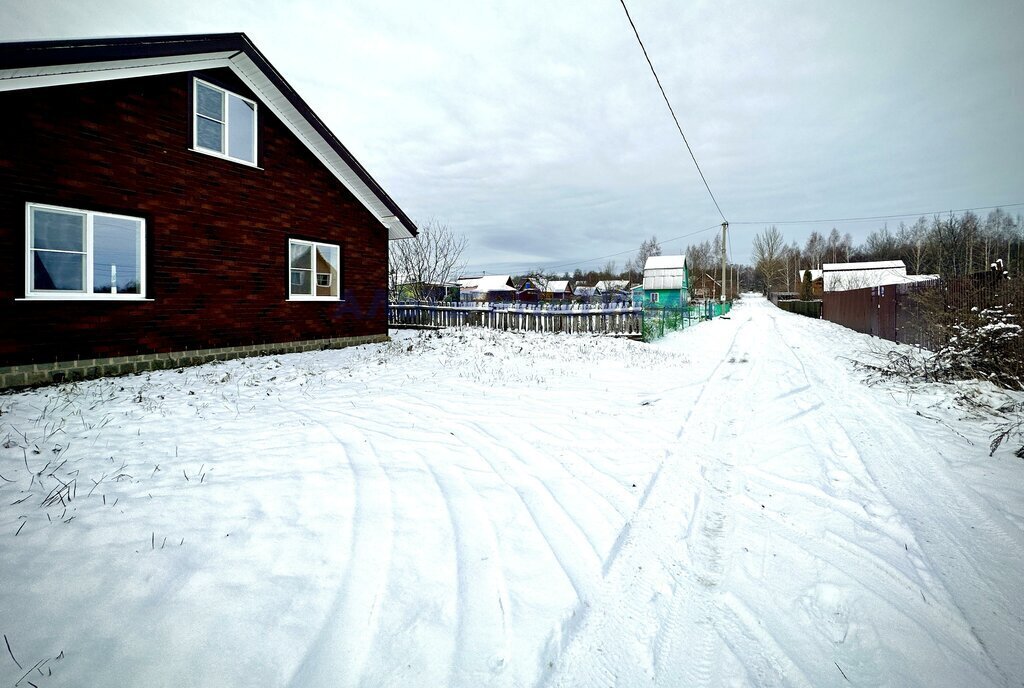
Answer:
top-left (193, 78), bottom-right (257, 165)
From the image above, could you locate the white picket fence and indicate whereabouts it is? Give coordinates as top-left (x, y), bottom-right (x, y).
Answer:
top-left (388, 301), bottom-right (643, 336)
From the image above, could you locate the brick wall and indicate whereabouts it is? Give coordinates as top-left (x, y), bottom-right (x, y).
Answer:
top-left (0, 69), bottom-right (391, 367)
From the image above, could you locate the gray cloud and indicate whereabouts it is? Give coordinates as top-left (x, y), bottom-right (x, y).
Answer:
top-left (3, 0), bottom-right (1021, 268)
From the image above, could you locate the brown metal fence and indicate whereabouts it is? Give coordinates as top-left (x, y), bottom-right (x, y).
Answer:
top-left (822, 269), bottom-right (1016, 351)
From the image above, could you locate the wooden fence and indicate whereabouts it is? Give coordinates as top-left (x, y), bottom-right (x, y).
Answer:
top-left (388, 301), bottom-right (643, 336)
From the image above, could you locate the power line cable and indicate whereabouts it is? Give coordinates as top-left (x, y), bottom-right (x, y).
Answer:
top-left (618, 0), bottom-right (727, 223)
top-left (731, 201), bottom-right (1024, 227)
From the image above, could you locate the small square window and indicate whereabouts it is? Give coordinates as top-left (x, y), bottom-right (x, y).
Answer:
top-left (193, 78), bottom-right (257, 165)
top-left (289, 239), bottom-right (341, 300)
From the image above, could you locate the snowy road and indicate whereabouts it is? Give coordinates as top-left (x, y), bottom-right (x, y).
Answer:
top-left (548, 297), bottom-right (1024, 687)
top-left (1, 295), bottom-right (1022, 687)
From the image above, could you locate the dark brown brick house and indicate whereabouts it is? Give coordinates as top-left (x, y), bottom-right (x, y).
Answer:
top-left (0, 34), bottom-right (417, 389)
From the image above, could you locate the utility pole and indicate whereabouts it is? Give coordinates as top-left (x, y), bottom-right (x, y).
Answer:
top-left (720, 221), bottom-right (728, 302)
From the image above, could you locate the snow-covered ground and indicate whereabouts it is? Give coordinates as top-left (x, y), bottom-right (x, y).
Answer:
top-left (1, 295), bottom-right (1022, 687)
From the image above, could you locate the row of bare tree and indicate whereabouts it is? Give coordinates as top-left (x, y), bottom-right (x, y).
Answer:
top-left (751, 208), bottom-right (1023, 293)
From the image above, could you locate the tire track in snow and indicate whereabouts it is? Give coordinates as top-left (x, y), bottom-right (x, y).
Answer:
top-left (372, 395), bottom-right (635, 525)
top-left (543, 315), bottom-right (757, 687)
top-left (741, 467), bottom-right (922, 561)
top-left (767, 310), bottom-right (1021, 685)
top-left (478, 424), bottom-right (631, 560)
top-left (715, 592), bottom-right (816, 687)
top-left (285, 414), bottom-right (395, 688)
top-left (454, 419), bottom-right (604, 604)
top-left (740, 492), bottom-right (991, 657)
top-left (424, 457), bottom-right (512, 686)
top-left (648, 384), bottom-right (756, 686)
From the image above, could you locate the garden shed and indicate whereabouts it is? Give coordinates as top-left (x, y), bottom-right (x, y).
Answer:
top-left (642, 255), bottom-right (689, 307)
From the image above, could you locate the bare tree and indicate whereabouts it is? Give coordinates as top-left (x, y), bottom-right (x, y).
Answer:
top-left (686, 239), bottom-right (714, 297)
top-left (826, 228), bottom-right (842, 264)
top-left (751, 226), bottom-right (787, 293)
top-left (861, 224), bottom-right (898, 260)
top-left (388, 220), bottom-right (468, 301)
top-left (625, 235), bottom-right (662, 281)
top-left (804, 230), bottom-right (825, 269)
top-left (898, 217), bottom-right (931, 274)
top-left (932, 212), bottom-right (977, 277)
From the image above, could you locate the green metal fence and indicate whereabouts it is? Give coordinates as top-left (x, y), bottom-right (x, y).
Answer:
top-left (642, 300), bottom-right (732, 342)
top-left (776, 299), bottom-right (822, 319)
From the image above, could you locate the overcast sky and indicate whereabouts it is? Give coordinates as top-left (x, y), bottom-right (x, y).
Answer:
top-left (3, 0), bottom-right (1022, 272)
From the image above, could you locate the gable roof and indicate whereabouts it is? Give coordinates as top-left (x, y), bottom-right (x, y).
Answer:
top-left (643, 254), bottom-right (687, 291)
top-left (0, 33), bottom-right (417, 240)
top-left (546, 280), bottom-right (571, 293)
top-left (517, 276), bottom-right (546, 291)
top-left (644, 255), bottom-right (687, 271)
top-left (594, 280), bottom-right (628, 292)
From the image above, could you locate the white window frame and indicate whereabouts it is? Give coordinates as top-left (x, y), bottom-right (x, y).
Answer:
top-left (288, 239), bottom-right (341, 301)
top-left (650, 291), bottom-right (659, 304)
top-left (191, 77), bottom-right (258, 167)
top-left (24, 203), bottom-right (147, 301)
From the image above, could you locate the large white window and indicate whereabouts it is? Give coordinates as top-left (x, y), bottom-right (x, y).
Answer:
top-left (289, 239), bottom-right (340, 300)
top-left (25, 203), bottom-right (146, 300)
top-left (193, 78), bottom-right (257, 165)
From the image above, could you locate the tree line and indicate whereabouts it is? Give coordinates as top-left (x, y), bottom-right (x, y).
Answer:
top-left (751, 208), bottom-right (1023, 293)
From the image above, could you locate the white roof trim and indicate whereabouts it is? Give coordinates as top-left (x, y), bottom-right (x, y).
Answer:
top-left (0, 51), bottom-right (415, 240)
top-left (0, 52), bottom-right (236, 90)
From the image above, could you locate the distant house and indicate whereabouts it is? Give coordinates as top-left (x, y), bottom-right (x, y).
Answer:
top-left (796, 269), bottom-right (824, 299)
top-left (642, 255), bottom-right (689, 307)
top-left (822, 260), bottom-right (937, 292)
top-left (515, 276), bottom-right (545, 303)
top-left (594, 279), bottom-right (630, 303)
top-left (573, 285), bottom-right (597, 302)
top-left (458, 275), bottom-right (516, 302)
top-left (544, 280), bottom-right (574, 300)
top-left (0, 33), bottom-right (417, 389)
